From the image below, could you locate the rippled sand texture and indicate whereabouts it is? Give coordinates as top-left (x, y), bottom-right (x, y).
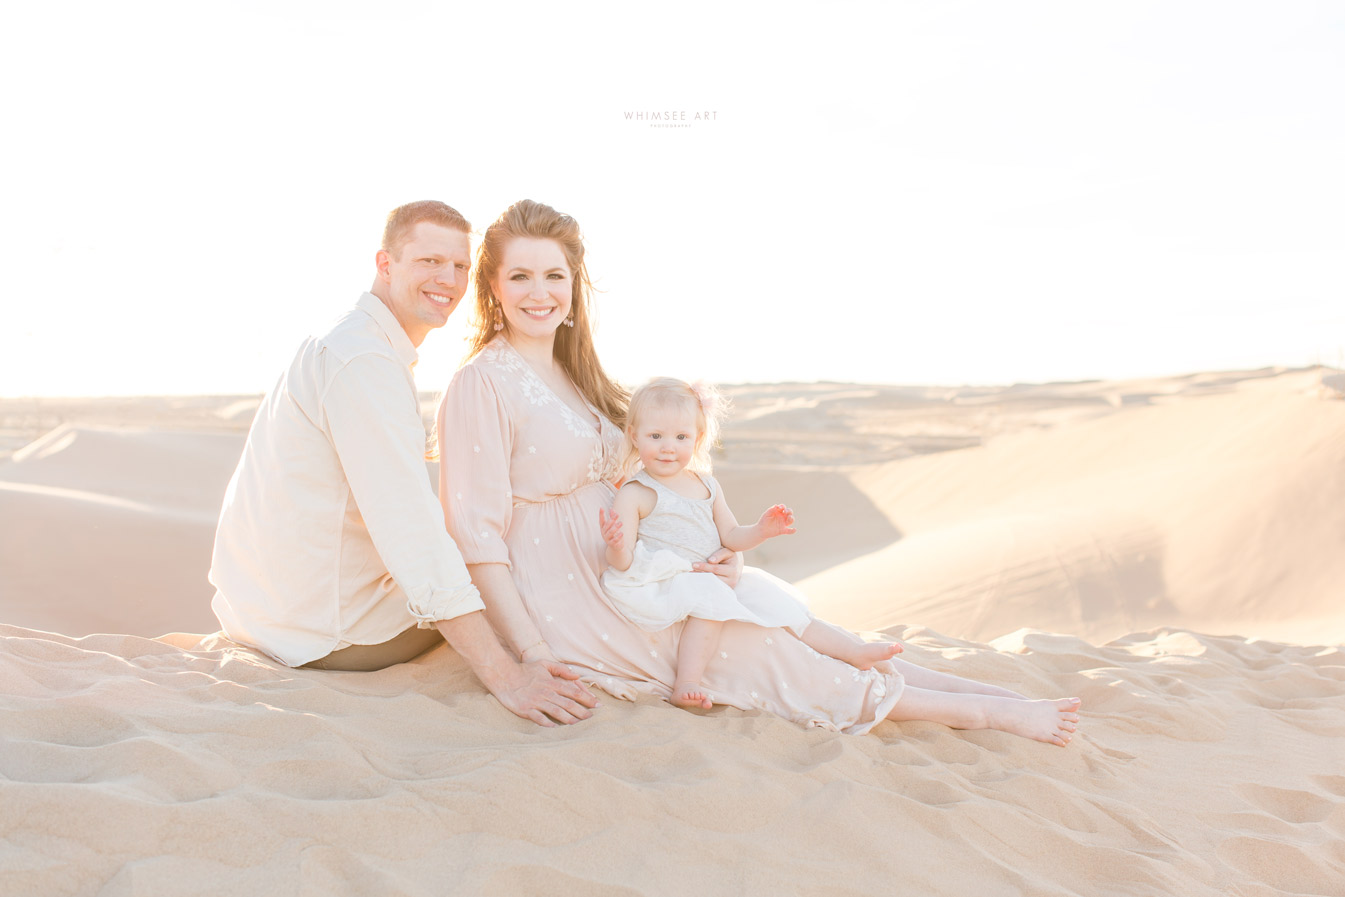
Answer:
top-left (1, 625), bottom-right (1341, 896)
top-left (2, 368), bottom-right (1343, 895)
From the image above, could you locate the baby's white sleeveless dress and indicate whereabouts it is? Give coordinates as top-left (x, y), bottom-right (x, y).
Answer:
top-left (601, 470), bottom-right (812, 635)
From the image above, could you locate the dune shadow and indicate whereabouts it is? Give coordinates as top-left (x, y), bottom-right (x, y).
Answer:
top-left (713, 466), bottom-right (902, 583)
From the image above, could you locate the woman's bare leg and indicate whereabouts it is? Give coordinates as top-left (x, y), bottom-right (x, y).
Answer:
top-left (888, 656), bottom-right (1029, 700)
top-left (800, 621), bottom-right (902, 670)
top-left (672, 618), bottom-right (723, 709)
top-left (887, 687), bottom-right (1081, 746)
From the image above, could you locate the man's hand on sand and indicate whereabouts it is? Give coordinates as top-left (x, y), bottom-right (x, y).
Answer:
top-left (493, 660), bottom-right (598, 727)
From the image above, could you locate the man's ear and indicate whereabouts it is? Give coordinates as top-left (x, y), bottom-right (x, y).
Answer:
top-left (375, 249), bottom-right (392, 282)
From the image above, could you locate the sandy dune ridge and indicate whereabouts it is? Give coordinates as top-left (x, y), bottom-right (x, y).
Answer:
top-left (1, 368), bottom-right (1342, 895)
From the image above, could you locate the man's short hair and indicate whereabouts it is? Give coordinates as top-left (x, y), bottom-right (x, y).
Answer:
top-left (381, 201), bottom-right (471, 258)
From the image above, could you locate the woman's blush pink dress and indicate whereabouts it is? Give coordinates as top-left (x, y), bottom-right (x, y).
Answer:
top-left (438, 338), bottom-right (903, 734)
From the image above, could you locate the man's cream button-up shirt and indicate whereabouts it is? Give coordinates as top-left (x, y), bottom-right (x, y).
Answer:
top-left (210, 292), bottom-right (485, 667)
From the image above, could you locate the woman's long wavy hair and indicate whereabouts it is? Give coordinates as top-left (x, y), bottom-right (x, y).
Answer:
top-left (465, 199), bottom-right (628, 429)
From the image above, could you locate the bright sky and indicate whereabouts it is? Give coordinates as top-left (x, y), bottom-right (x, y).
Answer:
top-left (2, 1), bottom-right (1342, 397)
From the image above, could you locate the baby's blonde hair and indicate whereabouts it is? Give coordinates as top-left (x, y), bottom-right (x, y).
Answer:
top-left (625, 377), bottom-right (728, 474)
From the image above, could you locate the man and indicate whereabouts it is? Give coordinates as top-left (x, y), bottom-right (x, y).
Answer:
top-left (210, 200), bottom-right (596, 727)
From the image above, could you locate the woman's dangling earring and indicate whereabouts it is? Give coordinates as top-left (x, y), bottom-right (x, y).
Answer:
top-left (492, 302), bottom-right (504, 332)
top-left (563, 315), bottom-right (575, 328)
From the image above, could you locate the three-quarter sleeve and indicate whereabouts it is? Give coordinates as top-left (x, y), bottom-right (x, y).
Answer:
top-left (321, 353), bottom-right (486, 627)
top-left (439, 363), bottom-right (515, 567)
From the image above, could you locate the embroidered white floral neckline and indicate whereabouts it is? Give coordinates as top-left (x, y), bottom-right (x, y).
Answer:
top-left (494, 338), bottom-right (602, 435)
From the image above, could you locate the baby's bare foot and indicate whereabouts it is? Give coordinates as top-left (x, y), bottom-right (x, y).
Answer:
top-left (849, 641), bottom-right (903, 670)
top-left (989, 697), bottom-right (1081, 746)
top-left (670, 683), bottom-right (714, 710)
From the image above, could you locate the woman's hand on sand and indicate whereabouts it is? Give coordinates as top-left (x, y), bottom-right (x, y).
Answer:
top-left (693, 547), bottom-right (743, 588)
top-left (598, 508), bottom-right (623, 552)
top-left (493, 661), bottom-right (599, 727)
top-left (756, 504), bottom-right (797, 539)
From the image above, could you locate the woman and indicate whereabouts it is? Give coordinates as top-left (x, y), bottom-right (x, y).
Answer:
top-left (437, 199), bottom-right (1079, 742)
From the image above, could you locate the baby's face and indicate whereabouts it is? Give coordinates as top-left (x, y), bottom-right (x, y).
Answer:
top-left (629, 403), bottom-right (700, 479)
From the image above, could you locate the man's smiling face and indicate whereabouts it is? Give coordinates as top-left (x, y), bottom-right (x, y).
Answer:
top-left (376, 221), bottom-right (472, 346)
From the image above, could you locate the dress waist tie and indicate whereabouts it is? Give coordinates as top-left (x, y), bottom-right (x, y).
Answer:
top-left (512, 480), bottom-right (613, 509)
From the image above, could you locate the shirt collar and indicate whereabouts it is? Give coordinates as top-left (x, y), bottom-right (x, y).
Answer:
top-left (356, 292), bottom-right (419, 369)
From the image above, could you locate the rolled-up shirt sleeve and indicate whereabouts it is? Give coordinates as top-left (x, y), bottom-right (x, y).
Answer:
top-left (322, 353), bottom-right (486, 627)
top-left (438, 364), bottom-right (514, 566)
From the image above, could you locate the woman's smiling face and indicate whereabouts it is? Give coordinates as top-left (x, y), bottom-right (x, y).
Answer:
top-left (492, 236), bottom-right (573, 346)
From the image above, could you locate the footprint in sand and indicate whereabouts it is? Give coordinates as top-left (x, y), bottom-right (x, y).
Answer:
top-left (1235, 783), bottom-right (1335, 825)
top-left (1311, 774), bottom-right (1345, 797)
top-left (1216, 836), bottom-right (1342, 895)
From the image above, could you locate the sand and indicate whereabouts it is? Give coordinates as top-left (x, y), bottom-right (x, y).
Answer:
top-left (2, 368), bottom-right (1343, 896)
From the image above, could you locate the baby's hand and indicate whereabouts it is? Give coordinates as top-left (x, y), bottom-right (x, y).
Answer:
top-left (757, 504), bottom-right (796, 539)
top-left (598, 508), bottom-right (624, 552)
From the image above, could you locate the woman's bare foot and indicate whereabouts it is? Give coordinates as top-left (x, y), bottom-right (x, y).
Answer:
top-left (987, 697), bottom-right (1081, 747)
top-left (670, 682), bottom-right (714, 710)
top-left (846, 641), bottom-right (903, 670)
